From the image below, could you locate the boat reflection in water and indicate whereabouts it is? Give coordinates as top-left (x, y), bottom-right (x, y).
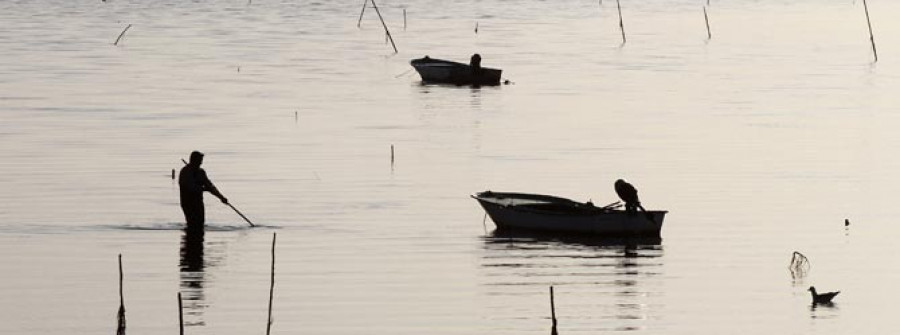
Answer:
top-left (480, 229), bottom-right (664, 333)
top-left (179, 227), bottom-right (209, 327)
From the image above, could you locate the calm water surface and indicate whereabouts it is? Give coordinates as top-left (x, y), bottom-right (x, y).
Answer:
top-left (2, 0), bottom-right (900, 334)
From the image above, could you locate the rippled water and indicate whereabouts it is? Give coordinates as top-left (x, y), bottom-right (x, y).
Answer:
top-left (3, 0), bottom-right (900, 334)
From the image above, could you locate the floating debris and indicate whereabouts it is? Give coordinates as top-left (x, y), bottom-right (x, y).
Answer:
top-left (113, 24), bottom-right (132, 46)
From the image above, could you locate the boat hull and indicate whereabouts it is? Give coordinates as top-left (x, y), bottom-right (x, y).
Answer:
top-left (410, 57), bottom-right (502, 86)
top-left (473, 191), bottom-right (666, 236)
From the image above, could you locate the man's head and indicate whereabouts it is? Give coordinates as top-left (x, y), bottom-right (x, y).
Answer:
top-left (189, 151), bottom-right (204, 166)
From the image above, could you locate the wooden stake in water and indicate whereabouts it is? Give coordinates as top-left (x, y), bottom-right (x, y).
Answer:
top-left (116, 254), bottom-right (126, 335)
top-left (266, 233), bottom-right (277, 335)
top-left (616, 0), bottom-right (626, 45)
top-left (391, 145), bottom-right (395, 165)
top-left (370, 0), bottom-right (398, 53)
top-left (177, 292), bottom-right (184, 335)
top-left (862, 0), bottom-right (877, 62)
top-left (114, 24), bottom-right (132, 46)
top-left (550, 286), bottom-right (558, 335)
top-left (357, 0), bottom-right (368, 28)
top-left (403, 8), bottom-right (407, 30)
top-left (703, 6), bottom-right (711, 40)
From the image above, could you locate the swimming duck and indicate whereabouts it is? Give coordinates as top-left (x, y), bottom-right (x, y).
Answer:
top-left (808, 286), bottom-right (840, 304)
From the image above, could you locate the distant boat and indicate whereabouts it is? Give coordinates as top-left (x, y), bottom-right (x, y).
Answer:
top-left (410, 56), bottom-right (502, 86)
top-left (472, 191), bottom-right (666, 236)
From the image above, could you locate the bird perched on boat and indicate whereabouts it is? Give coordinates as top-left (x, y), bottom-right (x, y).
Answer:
top-left (614, 179), bottom-right (641, 214)
top-left (808, 286), bottom-right (840, 304)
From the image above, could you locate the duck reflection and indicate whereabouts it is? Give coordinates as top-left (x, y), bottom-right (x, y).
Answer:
top-left (180, 227), bottom-right (208, 327)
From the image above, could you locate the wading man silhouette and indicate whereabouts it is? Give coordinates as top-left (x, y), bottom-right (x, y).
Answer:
top-left (179, 151), bottom-right (228, 230)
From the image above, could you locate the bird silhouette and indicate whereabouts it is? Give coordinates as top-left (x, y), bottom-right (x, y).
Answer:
top-left (808, 286), bottom-right (840, 304)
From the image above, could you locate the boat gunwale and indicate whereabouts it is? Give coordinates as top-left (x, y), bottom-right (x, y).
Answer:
top-left (472, 191), bottom-right (668, 217)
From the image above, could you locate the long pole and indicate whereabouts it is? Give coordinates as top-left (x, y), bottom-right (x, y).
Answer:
top-left (357, 0), bottom-right (367, 28)
top-left (369, 0), bottom-right (398, 53)
top-left (550, 286), bottom-right (558, 335)
top-left (117, 254), bottom-right (126, 335)
top-left (862, 0), bottom-right (878, 62)
top-left (178, 292), bottom-right (184, 335)
top-left (703, 6), bottom-right (711, 40)
top-left (616, 0), bottom-right (626, 45)
top-left (119, 254), bottom-right (124, 309)
top-left (266, 233), bottom-right (277, 335)
top-left (227, 203), bottom-right (256, 227)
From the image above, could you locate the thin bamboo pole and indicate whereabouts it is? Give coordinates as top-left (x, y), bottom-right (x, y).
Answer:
top-left (703, 6), bottom-right (711, 40)
top-left (862, 0), bottom-right (878, 62)
top-left (550, 286), bottom-right (558, 335)
top-left (616, 0), bottom-right (626, 45)
top-left (266, 233), bottom-right (277, 335)
top-left (116, 254), bottom-right (126, 335)
top-left (178, 292), bottom-right (184, 335)
top-left (370, 0), bottom-right (398, 53)
top-left (357, 0), bottom-right (368, 28)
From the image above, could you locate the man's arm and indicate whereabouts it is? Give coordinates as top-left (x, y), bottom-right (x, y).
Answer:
top-left (199, 170), bottom-right (229, 204)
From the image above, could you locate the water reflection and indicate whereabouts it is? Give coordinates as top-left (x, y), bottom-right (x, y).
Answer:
top-left (809, 302), bottom-right (840, 320)
top-left (179, 227), bottom-right (207, 327)
top-left (480, 230), bottom-right (663, 332)
top-left (484, 229), bottom-right (663, 252)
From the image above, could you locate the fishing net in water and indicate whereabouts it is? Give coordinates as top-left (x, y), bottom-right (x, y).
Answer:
top-left (789, 251), bottom-right (810, 278)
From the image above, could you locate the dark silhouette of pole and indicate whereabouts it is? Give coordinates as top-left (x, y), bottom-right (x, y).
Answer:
top-left (227, 203), bottom-right (256, 227)
top-left (369, 0), bottom-right (398, 53)
top-left (178, 292), bottom-right (184, 335)
top-left (616, 0), bottom-right (626, 45)
top-left (550, 286), bottom-right (558, 335)
top-left (266, 233), bottom-right (277, 335)
top-left (357, 0), bottom-right (367, 28)
top-left (116, 254), bottom-right (126, 335)
top-left (862, 0), bottom-right (877, 62)
top-left (703, 6), bottom-right (711, 40)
